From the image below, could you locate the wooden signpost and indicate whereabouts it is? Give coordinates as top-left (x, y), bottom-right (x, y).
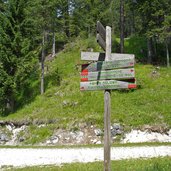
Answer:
top-left (81, 68), bottom-right (135, 82)
top-left (80, 21), bottom-right (136, 171)
top-left (81, 58), bottom-right (134, 72)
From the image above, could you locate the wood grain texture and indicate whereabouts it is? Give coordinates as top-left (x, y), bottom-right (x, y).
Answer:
top-left (81, 51), bottom-right (134, 61)
top-left (81, 68), bottom-right (135, 82)
top-left (80, 80), bottom-right (136, 91)
top-left (81, 59), bottom-right (134, 72)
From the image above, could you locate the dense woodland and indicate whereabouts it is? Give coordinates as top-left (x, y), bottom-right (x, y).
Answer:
top-left (0, 0), bottom-right (171, 114)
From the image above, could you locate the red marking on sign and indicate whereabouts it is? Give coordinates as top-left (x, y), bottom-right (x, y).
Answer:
top-left (128, 84), bottom-right (136, 89)
top-left (130, 69), bottom-right (134, 72)
top-left (81, 71), bottom-right (88, 76)
top-left (81, 78), bottom-right (88, 82)
top-left (82, 69), bottom-right (88, 72)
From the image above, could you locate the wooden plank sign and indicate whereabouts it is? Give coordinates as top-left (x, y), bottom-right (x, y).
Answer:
top-left (97, 21), bottom-right (106, 41)
top-left (81, 68), bottom-right (135, 82)
top-left (97, 33), bottom-right (106, 51)
top-left (81, 59), bottom-right (134, 72)
top-left (81, 52), bottom-right (134, 61)
top-left (80, 80), bottom-right (136, 91)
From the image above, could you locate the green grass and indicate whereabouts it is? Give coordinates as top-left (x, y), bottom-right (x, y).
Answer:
top-left (0, 38), bottom-right (171, 129)
top-left (6, 157), bottom-right (171, 171)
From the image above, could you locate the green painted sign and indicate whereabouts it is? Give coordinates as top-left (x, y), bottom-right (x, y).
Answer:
top-left (81, 68), bottom-right (135, 81)
top-left (82, 58), bottom-right (134, 72)
top-left (80, 80), bottom-right (136, 91)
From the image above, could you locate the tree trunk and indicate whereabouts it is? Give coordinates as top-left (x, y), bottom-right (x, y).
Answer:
top-left (120, 0), bottom-right (124, 53)
top-left (131, 6), bottom-right (135, 35)
top-left (147, 38), bottom-right (153, 64)
top-left (6, 97), bottom-right (14, 113)
top-left (166, 42), bottom-right (170, 67)
top-left (52, 31), bottom-right (56, 57)
top-left (41, 32), bottom-right (45, 95)
top-left (64, 1), bottom-right (70, 37)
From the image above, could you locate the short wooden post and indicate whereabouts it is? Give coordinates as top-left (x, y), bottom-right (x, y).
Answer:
top-left (104, 26), bottom-right (111, 171)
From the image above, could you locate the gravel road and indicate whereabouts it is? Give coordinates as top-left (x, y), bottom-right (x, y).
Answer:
top-left (0, 146), bottom-right (171, 168)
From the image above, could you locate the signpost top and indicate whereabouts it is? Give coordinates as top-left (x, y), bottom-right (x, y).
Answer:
top-left (97, 21), bottom-right (106, 41)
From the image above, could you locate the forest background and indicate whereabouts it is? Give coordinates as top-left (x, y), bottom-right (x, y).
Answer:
top-left (0, 0), bottom-right (171, 116)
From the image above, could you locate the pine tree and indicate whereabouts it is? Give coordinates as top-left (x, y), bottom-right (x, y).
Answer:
top-left (0, 0), bottom-right (37, 114)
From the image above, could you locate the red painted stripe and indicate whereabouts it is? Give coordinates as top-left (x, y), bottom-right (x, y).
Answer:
top-left (81, 70), bottom-right (88, 76)
top-left (81, 78), bottom-right (88, 82)
top-left (128, 84), bottom-right (137, 89)
top-left (81, 69), bottom-right (88, 72)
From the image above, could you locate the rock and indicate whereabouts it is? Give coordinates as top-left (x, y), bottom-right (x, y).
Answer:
top-left (52, 137), bottom-right (59, 144)
top-left (112, 123), bottom-right (122, 130)
top-left (75, 131), bottom-right (84, 143)
top-left (91, 139), bottom-right (98, 144)
top-left (96, 140), bottom-right (102, 145)
top-left (6, 124), bottom-right (14, 131)
top-left (63, 100), bottom-right (69, 106)
top-left (38, 124), bottom-right (46, 128)
top-left (111, 123), bottom-right (123, 136)
top-left (94, 129), bottom-right (103, 136)
top-left (111, 129), bottom-right (117, 136)
top-left (168, 129), bottom-right (171, 136)
top-left (19, 137), bottom-right (25, 142)
top-left (0, 134), bottom-right (8, 142)
top-left (72, 102), bottom-right (78, 106)
top-left (46, 140), bottom-right (51, 144)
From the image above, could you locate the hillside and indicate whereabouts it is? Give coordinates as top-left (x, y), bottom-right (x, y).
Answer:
top-left (1, 38), bottom-right (171, 128)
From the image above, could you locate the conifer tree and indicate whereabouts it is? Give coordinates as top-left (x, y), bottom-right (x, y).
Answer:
top-left (0, 0), bottom-right (37, 113)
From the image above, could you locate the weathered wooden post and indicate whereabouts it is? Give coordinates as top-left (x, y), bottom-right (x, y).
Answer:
top-left (104, 26), bottom-right (111, 171)
top-left (80, 21), bottom-right (136, 171)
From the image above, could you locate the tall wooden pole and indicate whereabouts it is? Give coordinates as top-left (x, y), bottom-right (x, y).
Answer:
top-left (104, 26), bottom-right (111, 171)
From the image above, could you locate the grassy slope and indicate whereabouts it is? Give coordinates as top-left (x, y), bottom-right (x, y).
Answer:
top-left (1, 38), bottom-right (171, 129)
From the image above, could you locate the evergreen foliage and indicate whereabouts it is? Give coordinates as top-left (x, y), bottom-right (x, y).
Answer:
top-left (0, 0), bottom-right (171, 115)
top-left (0, 0), bottom-right (37, 113)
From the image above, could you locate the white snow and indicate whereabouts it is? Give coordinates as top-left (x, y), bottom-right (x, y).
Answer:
top-left (0, 146), bottom-right (171, 168)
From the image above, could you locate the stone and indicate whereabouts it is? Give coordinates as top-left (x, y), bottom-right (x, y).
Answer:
top-left (168, 129), bottom-right (171, 136)
top-left (75, 131), bottom-right (84, 143)
top-left (91, 139), bottom-right (98, 144)
top-left (19, 137), bottom-right (25, 142)
top-left (63, 100), bottom-right (69, 106)
top-left (111, 123), bottom-right (123, 136)
top-left (112, 123), bottom-right (122, 130)
top-left (52, 137), bottom-right (59, 144)
top-left (96, 140), bottom-right (102, 145)
top-left (111, 129), bottom-right (117, 137)
top-left (94, 129), bottom-right (103, 136)
top-left (6, 125), bottom-right (14, 131)
top-left (46, 140), bottom-right (51, 144)
top-left (0, 134), bottom-right (8, 142)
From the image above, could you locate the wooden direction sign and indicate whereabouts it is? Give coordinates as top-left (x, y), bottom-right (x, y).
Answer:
top-left (97, 21), bottom-right (106, 41)
top-left (81, 68), bottom-right (135, 82)
top-left (97, 34), bottom-right (106, 51)
top-left (80, 80), bottom-right (136, 91)
top-left (81, 52), bottom-right (134, 61)
top-left (81, 58), bottom-right (134, 72)
top-left (97, 21), bottom-right (106, 50)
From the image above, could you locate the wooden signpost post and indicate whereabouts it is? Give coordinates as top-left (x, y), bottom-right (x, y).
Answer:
top-left (80, 21), bottom-right (136, 171)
